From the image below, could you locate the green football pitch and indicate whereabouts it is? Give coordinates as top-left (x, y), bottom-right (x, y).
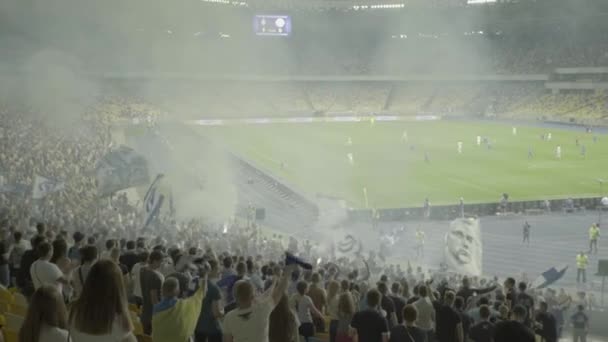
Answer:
top-left (197, 120), bottom-right (608, 209)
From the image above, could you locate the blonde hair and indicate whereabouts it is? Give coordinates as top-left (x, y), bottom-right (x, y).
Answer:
top-left (70, 259), bottom-right (133, 335)
top-left (327, 281), bottom-right (340, 301)
top-left (19, 286), bottom-right (68, 342)
top-left (338, 292), bottom-right (355, 316)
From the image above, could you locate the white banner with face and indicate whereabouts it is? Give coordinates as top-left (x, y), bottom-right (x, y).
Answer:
top-left (444, 218), bottom-right (482, 276)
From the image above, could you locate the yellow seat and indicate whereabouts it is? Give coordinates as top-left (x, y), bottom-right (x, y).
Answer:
top-left (12, 294), bottom-right (26, 309)
top-left (4, 313), bottom-right (23, 331)
top-left (8, 305), bottom-right (26, 317)
top-left (136, 334), bottom-right (152, 342)
top-left (0, 290), bottom-right (13, 306)
top-left (4, 328), bottom-right (18, 342)
top-left (0, 303), bottom-right (10, 315)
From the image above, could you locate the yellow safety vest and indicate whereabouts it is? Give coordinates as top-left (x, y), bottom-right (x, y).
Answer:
top-left (576, 254), bottom-right (588, 269)
top-left (590, 227), bottom-right (600, 240)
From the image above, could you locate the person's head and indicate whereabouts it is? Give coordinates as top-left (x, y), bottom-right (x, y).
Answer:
top-left (377, 282), bottom-right (388, 295)
top-left (13, 231), bottom-right (22, 242)
top-left (269, 294), bottom-right (298, 342)
top-left (19, 286), bottom-right (68, 342)
top-left (70, 260), bottom-right (132, 335)
top-left (105, 239), bottom-right (116, 251)
top-left (73, 231), bottom-right (85, 245)
top-left (223, 256), bottom-right (233, 269)
top-left (504, 277), bottom-right (516, 289)
top-left (296, 280), bottom-right (309, 295)
top-left (477, 296), bottom-right (489, 307)
top-left (577, 304), bottom-right (585, 312)
top-left (403, 304), bottom-right (418, 325)
top-left (162, 277), bottom-right (180, 299)
top-left (311, 272), bottom-right (321, 285)
top-left (539, 301), bottom-right (548, 313)
top-left (444, 291), bottom-right (456, 305)
top-left (454, 296), bottom-right (465, 311)
top-left (148, 250), bottom-right (163, 269)
top-left (418, 285), bottom-right (428, 298)
top-left (208, 259), bottom-right (219, 277)
top-left (462, 276), bottom-right (470, 288)
top-left (367, 289), bottom-right (381, 309)
top-left (511, 304), bottom-right (527, 322)
top-left (479, 304), bottom-right (491, 321)
top-left (36, 241), bottom-right (53, 260)
top-left (234, 280), bottom-right (255, 307)
top-left (80, 245), bottom-right (98, 264)
top-left (110, 247), bottom-right (121, 263)
top-left (51, 238), bottom-right (68, 263)
top-left (36, 222), bottom-right (45, 236)
top-left (327, 280), bottom-right (340, 299)
top-left (236, 262), bottom-right (247, 277)
top-left (391, 282), bottom-right (401, 295)
top-left (498, 304), bottom-right (509, 318)
top-left (338, 292), bottom-right (355, 316)
top-left (87, 236), bottom-right (96, 245)
top-left (518, 282), bottom-right (527, 292)
top-left (445, 218), bottom-right (482, 275)
top-left (126, 240), bottom-right (136, 250)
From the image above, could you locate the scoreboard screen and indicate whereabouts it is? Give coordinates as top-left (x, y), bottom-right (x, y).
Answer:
top-left (254, 15), bottom-right (292, 36)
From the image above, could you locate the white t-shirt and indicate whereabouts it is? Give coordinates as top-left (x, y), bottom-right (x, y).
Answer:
top-left (291, 293), bottom-right (314, 324)
top-left (131, 262), bottom-right (145, 298)
top-left (223, 296), bottom-right (276, 342)
top-left (69, 315), bottom-right (135, 342)
top-left (40, 324), bottom-right (71, 342)
top-left (30, 259), bottom-right (64, 293)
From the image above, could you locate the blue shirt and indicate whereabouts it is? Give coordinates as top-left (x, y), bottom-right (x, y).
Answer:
top-left (153, 298), bottom-right (178, 315)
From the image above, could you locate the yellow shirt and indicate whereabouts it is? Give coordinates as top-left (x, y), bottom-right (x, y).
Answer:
top-left (152, 283), bottom-right (206, 342)
top-left (576, 254), bottom-right (588, 269)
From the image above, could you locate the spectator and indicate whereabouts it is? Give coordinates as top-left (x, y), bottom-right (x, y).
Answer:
top-left (435, 291), bottom-right (463, 342)
top-left (9, 231), bottom-right (28, 287)
top-left (30, 241), bottom-right (67, 293)
top-left (101, 239), bottom-right (116, 260)
top-left (350, 289), bottom-right (389, 342)
top-left (50, 239), bottom-right (71, 275)
top-left (151, 276), bottom-right (207, 342)
top-left (453, 296), bottom-right (472, 341)
top-left (493, 304), bottom-right (535, 342)
top-left (119, 240), bottom-right (139, 273)
top-left (221, 256), bottom-right (235, 279)
top-left (72, 245), bottom-right (98, 300)
top-left (140, 250), bottom-right (164, 335)
top-left (456, 277), bottom-right (496, 305)
top-left (269, 294), bottom-right (299, 342)
top-left (130, 250), bottom-right (149, 306)
top-left (414, 285), bottom-right (435, 341)
top-left (516, 281), bottom-right (535, 323)
top-left (67, 232), bottom-right (85, 262)
top-left (327, 280), bottom-right (341, 342)
top-left (469, 304), bottom-right (494, 342)
top-left (109, 248), bottom-right (128, 275)
top-left (570, 304), bottom-right (589, 342)
top-left (292, 280), bottom-right (323, 342)
top-left (19, 285), bottom-right (70, 342)
top-left (69, 259), bottom-right (136, 342)
top-left (388, 282), bottom-right (407, 324)
top-left (535, 301), bottom-right (557, 342)
top-left (378, 282), bottom-right (398, 328)
top-left (18, 235), bottom-right (45, 296)
top-left (222, 263), bottom-right (295, 342)
top-left (307, 272), bottom-right (327, 333)
top-left (389, 304), bottom-right (427, 342)
top-left (0, 237), bottom-right (9, 287)
top-left (335, 292), bottom-right (355, 342)
top-left (195, 259), bottom-right (223, 342)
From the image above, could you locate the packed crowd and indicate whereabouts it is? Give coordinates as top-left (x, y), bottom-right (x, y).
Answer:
top-left (0, 100), bottom-right (601, 342)
top-left (4, 221), bottom-right (598, 342)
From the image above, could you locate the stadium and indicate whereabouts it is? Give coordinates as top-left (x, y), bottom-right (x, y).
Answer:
top-left (1, 0), bottom-right (608, 341)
